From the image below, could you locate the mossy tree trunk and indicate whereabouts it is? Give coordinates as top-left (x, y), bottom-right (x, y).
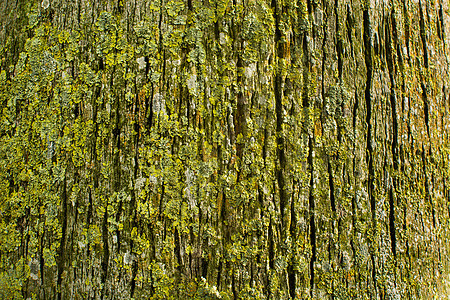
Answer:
top-left (1, 0), bottom-right (450, 299)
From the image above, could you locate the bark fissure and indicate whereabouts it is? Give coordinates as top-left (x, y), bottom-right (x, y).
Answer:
top-left (272, 0), bottom-right (288, 232)
top-left (363, 7), bottom-right (374, 218)
top-left (419, 0), bottom-right (431, 138)
top-left (386, 11), bottom-right (398, 259)
top-left (308, 136), bottom-right (316, 298)
top-left (363, 6), bottom-right (377, 295)
top-left (57, 175), bottom-right (68, 300)
top-left (335, 0), bottom-right (343, 80)
top-left (328, 160), bottom-right (336, 213)
top-left (438, 2), bottom-right (445, 42)
top-left (422, 146), bottom-right (436, 227)
top-left (130, 89), bottom-right (141, 298)
top-left (101, 205), bottom-right (109, 300)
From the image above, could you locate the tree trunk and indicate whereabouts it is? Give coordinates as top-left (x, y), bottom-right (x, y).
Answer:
top-left (1, 0), bottom-right (450, 298)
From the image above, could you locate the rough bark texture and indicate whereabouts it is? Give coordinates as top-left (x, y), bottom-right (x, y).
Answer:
top-left (1, 0), bottom-right (450, 299)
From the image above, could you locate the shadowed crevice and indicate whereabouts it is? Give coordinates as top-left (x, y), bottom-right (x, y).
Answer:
top-left (363, 6), bottom-right (377, 296)
top-left (308, 136), bottom-right (316, 298)
top-left (385, 11), bottom-right (398, 259)
top-left (57, 175), bottom-right (68, 300)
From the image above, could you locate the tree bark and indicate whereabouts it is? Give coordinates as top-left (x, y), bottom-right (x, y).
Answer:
top-left (1, 0), bottom-right (450, 299)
